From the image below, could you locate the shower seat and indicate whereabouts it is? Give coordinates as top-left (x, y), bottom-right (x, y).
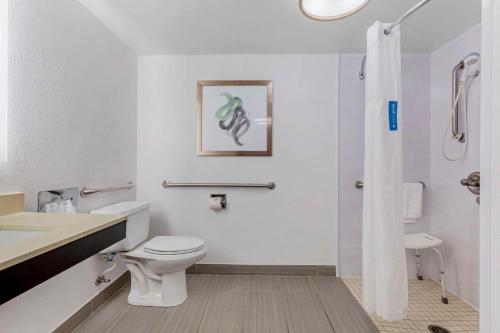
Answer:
top-left (404, 233), bottom-right (448, 304)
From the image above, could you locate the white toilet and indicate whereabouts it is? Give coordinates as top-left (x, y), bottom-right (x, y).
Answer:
top-left (90, 201), bottom-right (207, 307)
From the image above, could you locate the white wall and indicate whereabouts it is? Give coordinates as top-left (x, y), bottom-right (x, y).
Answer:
top-left (429, 24), bottom-right (481, 308)
top-left (0, 0), bottom-right (137, 331)
top-left (137, 55), bottom-right (338, 265)
top-left (480, 1), bottom-right (500, 330)
top-left (338, 54), bottom-right (431, 277)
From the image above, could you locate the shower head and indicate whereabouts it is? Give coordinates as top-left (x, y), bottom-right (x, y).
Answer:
top-left (462, 52), bottom-right (480, 66)
top-left (458, 52), bottom-right (481, 82)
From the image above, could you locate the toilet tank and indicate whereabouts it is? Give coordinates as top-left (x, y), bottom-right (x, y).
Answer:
top-left (90, 201), bottom-right (150, 253)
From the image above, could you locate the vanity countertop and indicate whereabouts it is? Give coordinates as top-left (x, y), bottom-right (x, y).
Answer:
top-left (0, 212), bottom-right (127, 271)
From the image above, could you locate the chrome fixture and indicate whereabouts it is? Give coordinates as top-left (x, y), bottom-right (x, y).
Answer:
top-left (354, 180), bottom-right (426, 190)
top-left (451, 53), bottom-right (481, 142)
top-left (442, 52), bottom-right (480, 161)
top-left (451, 62), bottom-right (465, 142)
top-left (162, 180), bottom-right (276, 189)
top-left (428, 325), bottom-right (451, 333)
top-left (359, 55), bottom-right (366, 80)
top-left (95, 253), bottom-right (116, 286)
top-left (37, 187), bottom-right (79, 212)
top-left (354, 180), bottom-right (364, 189)
top-left (384, 0), bottom-right (432, 35)
top-left (460, 172), bottom-right (480, 195)
top-left (300, 0), bottom-right (370, 21)
top-left (80, 182), bottom-right (135, 198)
top-left (460, 172), bottom-right (480, 193)
top-left (95, 275), bottom-right (110, 286)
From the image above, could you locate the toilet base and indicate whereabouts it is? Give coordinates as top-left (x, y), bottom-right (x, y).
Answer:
top-left (126, 262), bottom-right (188, 307)
top-left (122, 243), bottom-right (207, 308)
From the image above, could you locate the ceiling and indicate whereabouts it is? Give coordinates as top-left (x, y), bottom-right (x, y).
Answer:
top-left (77, 0), bottom-right (481, 55)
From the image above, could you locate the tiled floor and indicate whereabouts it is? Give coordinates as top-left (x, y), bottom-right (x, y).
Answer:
top-left (342, 278), bottom-right (479, 333)
top-left (74, 274), bottom-right (379, 333)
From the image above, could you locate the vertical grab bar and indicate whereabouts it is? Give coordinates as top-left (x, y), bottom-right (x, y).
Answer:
top-left (451, 61), bottom-right (465, 142)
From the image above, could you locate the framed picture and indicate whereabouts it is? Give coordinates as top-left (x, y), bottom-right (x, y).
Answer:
top-left (197, 80), bottom-right (272, 156)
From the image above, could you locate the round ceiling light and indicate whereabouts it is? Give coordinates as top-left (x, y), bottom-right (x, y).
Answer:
top-left (300, 0), bottom-right (370, 21)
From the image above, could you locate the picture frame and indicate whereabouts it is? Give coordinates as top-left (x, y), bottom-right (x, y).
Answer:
top-left (197, 80), bottom-right (273, 156)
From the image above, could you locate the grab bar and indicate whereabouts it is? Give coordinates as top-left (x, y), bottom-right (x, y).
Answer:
top-left (452, 61), bottom-right (465, 142)
top-left (162, 180), bottom-right (276, 190)
top-left (354, 180), bottom-right (425, 190)
top-left (80, 182), bottom-right (135, 197)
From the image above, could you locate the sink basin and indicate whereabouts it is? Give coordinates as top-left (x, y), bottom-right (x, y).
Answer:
top-left (0, 229), bottom-right (49, 246)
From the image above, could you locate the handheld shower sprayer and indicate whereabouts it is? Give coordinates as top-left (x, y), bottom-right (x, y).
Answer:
top-left (442, 52), bottom-right (480, 161)
top-left (460, 52), bottom-right (480, 82)
top-left (463, 52), bottom-right (481, 66)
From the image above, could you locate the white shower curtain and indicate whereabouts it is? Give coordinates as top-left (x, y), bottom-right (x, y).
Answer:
top-left (362, 21), bottom-right (408, 321)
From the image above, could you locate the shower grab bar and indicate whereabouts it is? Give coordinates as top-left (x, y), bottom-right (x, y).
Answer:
top-left (162, 180), bottom-right (276, 190)
top-left (452, 62), bottom-right (465, 142)
top-left (80, 182), bottom-right (135, 197)
top-left (354, 181), bottom-right (425, 190)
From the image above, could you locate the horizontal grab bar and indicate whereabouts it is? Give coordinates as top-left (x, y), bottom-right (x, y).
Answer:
top-left (162, 180), bottom-right (276, 190)
top-left (80, 182), bottom-right (135, 197)
top-left (354, 180), bottom-right (426, 190)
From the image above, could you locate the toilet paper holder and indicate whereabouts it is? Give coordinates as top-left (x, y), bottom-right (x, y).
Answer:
top-left (210, 194), bottom-right (227, 209)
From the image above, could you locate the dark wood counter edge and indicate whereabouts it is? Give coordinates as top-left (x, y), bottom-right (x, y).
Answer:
top-left (0, 220), bottom-right (126, 305)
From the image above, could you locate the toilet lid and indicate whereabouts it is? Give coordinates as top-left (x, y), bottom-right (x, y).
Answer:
top-left (143, 236), bottom-right (205, 255)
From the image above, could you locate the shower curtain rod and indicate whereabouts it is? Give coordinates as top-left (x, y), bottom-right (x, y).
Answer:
top-left (384, 0), bottom-right (432, 35)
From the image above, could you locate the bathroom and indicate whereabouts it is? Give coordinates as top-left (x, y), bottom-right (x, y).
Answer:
top-left (0, 0), bottom-right (498, 332)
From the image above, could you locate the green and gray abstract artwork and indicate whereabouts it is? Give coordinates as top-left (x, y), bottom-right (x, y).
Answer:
top-left (215, 92), bottom-right (250, 146)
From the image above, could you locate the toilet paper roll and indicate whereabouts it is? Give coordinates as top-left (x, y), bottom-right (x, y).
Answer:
top-left (209, 197), bottom-right (223, 211)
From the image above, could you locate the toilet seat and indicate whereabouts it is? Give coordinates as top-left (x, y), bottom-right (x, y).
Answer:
top-left (123, 242), bottom-right (207, 261)
top-left (122, 236), bottom-right (206, 260)
top-left (143, 236), bottom-right (205, 255)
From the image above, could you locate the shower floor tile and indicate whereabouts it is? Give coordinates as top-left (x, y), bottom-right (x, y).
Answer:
top-left (342, 277), bottom-right (479, 333)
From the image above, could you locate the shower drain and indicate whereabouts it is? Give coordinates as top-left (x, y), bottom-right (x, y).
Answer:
top-left (428, 325), bottom-right (451, 333)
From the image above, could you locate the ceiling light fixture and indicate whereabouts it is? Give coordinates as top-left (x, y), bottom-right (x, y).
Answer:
top-left (300, 0), bottom-right (370, 21)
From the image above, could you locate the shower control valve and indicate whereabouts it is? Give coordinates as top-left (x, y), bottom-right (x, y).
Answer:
top-left (460, 171), bottom-right (481, 204)
top-left (460, 172), bottom-right (480, 197)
